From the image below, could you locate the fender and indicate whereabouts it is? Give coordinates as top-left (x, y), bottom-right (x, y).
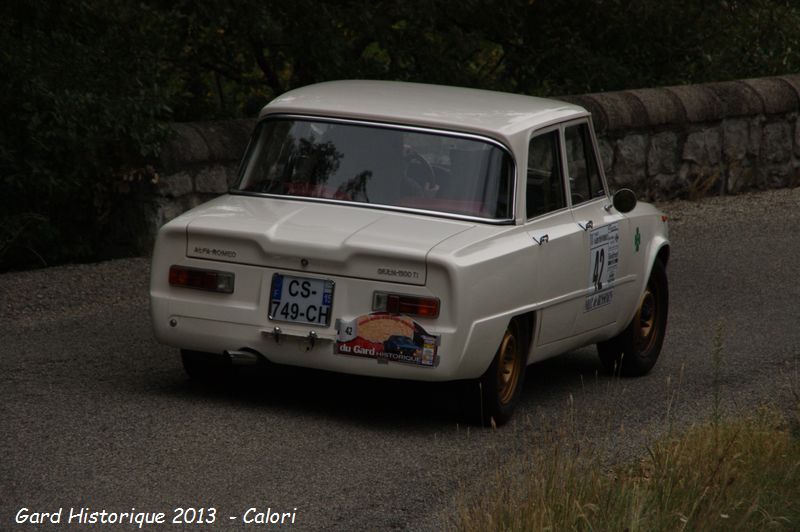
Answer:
top-left (620, 226), bottom-right (669, 328)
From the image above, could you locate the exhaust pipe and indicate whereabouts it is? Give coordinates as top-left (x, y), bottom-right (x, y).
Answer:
top-left (224, 349), bottom-right (261, 365)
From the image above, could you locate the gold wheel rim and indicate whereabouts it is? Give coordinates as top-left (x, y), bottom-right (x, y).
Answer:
top-left (496, 328), bottom-right (522, 406)
top-left (635, 288), bottom-right (657, 352)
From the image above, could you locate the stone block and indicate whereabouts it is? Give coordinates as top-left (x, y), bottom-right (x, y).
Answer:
top-left (225, 165), bottom-right (240, 187)
top-left (584, 92), bottom-right (649, 132)
top-left (156, 172), bottom-right (193, 198)
top-left (722, 119), bottom-right (749, 162)
top-left (777, 74), bottom-right (800, 105)
top-left (680, 162), bottom-right (723, 198)
top-left (648, 173), bottom-right (688, 201)
top-left (188, 195), bottom-right (205, 208)
top-left (161, 200), bottom-right (188, 224)
top-left (761, 122), bottom-right (792, 163)
top-left (705, 81), bottom-right (763, 117)
top-left (758, 165), bottom-right (791, 188)
top-left (748, 118), bottom-right (763, 157)
top-left (628, 88), bottom-right (686, 126)
top-left (743, 77), bottom-right (799, 114)
top-left (647, 131), bottom-right (679, 176)
top-left (147, 198), bottom-right (189, 231)
top-left (194, 120), bottom-right (254, 163)
top-left (791, 161), bottom-right (800, 188)
top-left (597, 137), bottom-right (614, 175)
top-left (682, 132), bottom-right (703, 163)
top-left (612, 134), bottom-right (647, 187)
top-left (682, 128), bottom-right (721, 166)
top-left (795, 116), bottom-right (800, 156)
top-left (560, 94), bottom-right (608, 132)
top-left (195, 165), bottom-right (231, 194)
top-left (726, 165), bottom-right (756, 194)
top-left (706, 129), bottom-right (722, 166)
top-left (665, 85), bottom-right (723, 123)
top-left (159, 124), bottom-right (210, 174)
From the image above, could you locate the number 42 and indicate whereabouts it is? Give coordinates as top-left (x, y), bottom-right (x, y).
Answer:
top-left (592, 248), bottom-right (605, 291)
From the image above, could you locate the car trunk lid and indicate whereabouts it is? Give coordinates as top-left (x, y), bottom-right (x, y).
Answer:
top-left (185, 195), bottom-right (472, 285)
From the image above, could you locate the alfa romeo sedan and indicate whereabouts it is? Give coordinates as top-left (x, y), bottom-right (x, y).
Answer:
top-left (150, 80), bottom-right (669, 425)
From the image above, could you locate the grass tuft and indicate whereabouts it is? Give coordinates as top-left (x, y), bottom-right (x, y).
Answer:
top-left (450, 408), bottom-right (800, 531)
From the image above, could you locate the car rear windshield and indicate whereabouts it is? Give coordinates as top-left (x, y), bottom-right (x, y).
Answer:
top-left (233, 117), bottom-right (514, 220)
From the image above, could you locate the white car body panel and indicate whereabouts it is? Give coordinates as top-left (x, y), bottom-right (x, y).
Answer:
top-left (150, 81), bottom-right (669, 382)
top-left (183, 195), bottom-right (473, 286)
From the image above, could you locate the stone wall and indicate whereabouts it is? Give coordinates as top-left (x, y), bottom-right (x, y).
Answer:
top-left (144, 75), bottom-right (800, 243)
top-left (561, 74), bottom-right (800, 199)
top-left (145, 119), bottom-right (255, 237)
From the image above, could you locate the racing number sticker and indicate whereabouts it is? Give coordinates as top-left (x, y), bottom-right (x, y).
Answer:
top-left (585, 222), bottom-right (619, 312)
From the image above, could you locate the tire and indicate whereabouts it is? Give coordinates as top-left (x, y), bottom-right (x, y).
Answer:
top-left (461, 318), bottom-right (528, 427)
top-left (597, 259), bottom-right (668, 376)
top-left (180, 349), bottom-right (230, 382)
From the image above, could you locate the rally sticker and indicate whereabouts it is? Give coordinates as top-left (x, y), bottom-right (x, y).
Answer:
top-left (585, 222), bottom-right (619, 312)
top-left (335, 313), bottom-right (440, 367)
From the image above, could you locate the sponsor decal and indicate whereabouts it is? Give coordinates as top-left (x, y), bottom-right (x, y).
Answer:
top-left (586, 222), bottom-right (619, 312)
top-left (585, 289), bottom-right (614, 312)
top-left (335, 313), bottom-right (439, 367)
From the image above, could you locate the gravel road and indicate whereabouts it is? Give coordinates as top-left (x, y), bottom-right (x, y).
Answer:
top-left (2, 187), bottom-right (799, 531)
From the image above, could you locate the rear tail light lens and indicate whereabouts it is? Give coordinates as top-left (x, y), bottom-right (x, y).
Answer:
top-left (373, 292), bottom-right (440, 318)
top-left (169, 265), bottom-right (235, 293)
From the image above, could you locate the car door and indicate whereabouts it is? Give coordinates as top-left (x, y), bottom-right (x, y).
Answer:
top-left (563, 120), bottom-right (632, 335)
top-left (524, 127), bottom-right (585, 346)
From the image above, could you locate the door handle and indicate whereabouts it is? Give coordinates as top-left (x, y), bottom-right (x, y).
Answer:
top-left (532, 234), bottom-right (549, 245)
top-left (578, 220), bottom-right (594, 231)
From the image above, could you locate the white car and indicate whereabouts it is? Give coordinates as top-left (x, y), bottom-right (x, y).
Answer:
top-left (150, 80), bottom-right (670, 425)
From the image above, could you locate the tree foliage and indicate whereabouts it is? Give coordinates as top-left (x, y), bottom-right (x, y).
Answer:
top-left (2, 0), bottom-right (799, 269)
top-left (157, 0), bottom-right (800, 115)
top-left (0, 1), bottom-right (174, 268)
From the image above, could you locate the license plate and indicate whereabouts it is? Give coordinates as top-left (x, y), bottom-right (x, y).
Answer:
top-left (269, 274), bottom-right (334, 326)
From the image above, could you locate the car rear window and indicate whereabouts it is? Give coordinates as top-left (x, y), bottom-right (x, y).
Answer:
top-left (233, 117), bottom-right (514, 220)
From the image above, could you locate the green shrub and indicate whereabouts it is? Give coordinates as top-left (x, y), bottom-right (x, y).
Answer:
top-left (0, 1), bottom-right (173, 269)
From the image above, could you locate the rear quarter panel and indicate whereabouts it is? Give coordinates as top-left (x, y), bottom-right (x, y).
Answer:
top-left (428, 224), bottom-right (539, 379)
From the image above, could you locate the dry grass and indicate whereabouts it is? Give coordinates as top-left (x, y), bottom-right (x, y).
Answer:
top-left (450, 337), bottom-right (800, 531)
top-left (450, 407), bottom-right (800, 531)
top-left (450, 314), bottom-right (800, 531)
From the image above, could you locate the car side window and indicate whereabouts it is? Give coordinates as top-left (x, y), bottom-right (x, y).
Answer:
top-left (564, 123), bottom-right (605, 204)
top-left (526, 130), bottom-right (565, 218)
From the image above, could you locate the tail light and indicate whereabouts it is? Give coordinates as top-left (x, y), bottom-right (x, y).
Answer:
top-left (169, 265), bottom-right (235, 293)
top-left (372, 292), bottom-right (440, 318)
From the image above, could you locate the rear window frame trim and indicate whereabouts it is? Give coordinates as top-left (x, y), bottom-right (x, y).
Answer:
top-left (229, 113), bottom-right (518, 225)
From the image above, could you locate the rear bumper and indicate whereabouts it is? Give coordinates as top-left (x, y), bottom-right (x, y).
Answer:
top-left (150, 260), bottom-right (471, 382)
top-left (152, 309), bottom-right (469, 381)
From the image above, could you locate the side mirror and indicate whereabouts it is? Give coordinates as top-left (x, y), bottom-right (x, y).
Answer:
top-left (612, 188), bottom-right (637, 213)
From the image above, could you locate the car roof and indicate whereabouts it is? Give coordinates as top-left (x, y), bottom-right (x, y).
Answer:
top-left (260, 80), bottom-right (588, 147)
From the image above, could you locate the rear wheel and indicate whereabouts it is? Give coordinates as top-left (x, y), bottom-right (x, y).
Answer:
top-left (598, 259), bottom-right (668, 376)
top-left (461, 318), bottom-right (528, 426)
top-left (180, 349), bottom-right (230, 382)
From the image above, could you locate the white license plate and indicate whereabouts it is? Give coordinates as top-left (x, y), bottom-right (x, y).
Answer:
top-left (269, 274), bottom-right (334, 326)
